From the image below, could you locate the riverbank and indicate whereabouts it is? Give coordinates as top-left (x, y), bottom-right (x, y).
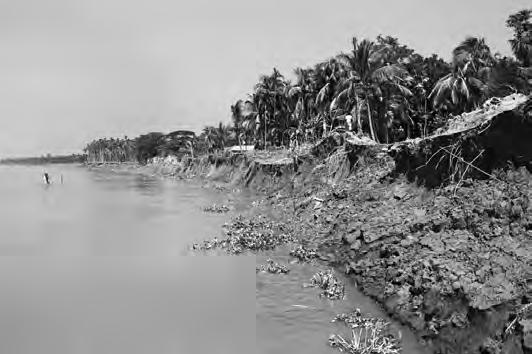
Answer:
top-left (90, 148), bottom-right (531, 353)
top-left (85, 95), bottom-right (532, 354)
top-left (265, 159), bottom-right (531, 354)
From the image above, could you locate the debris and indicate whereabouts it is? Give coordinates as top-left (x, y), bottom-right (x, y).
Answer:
top-left (289, 245), bottom-right (319, 262)
top-left (256, 259), bottom-right (290, 274)
top-left (328, 309), bottom-right (400, 354)
top-left (191, 215), bottom-right (294, 254)
top-left (305, 269), bottom-right (345, 300)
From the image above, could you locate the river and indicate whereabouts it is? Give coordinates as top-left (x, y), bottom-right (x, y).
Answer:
top-left (0, 164), bottom-right (427, 354)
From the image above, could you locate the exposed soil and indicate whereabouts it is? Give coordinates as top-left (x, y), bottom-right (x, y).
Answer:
top-left (262, 158), bottom-right (532, 354)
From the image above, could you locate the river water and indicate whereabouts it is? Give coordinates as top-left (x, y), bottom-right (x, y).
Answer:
top-left (0, 164), bottom-right (427, 354)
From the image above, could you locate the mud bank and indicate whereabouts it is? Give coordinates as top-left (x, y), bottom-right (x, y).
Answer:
top-left (143, 143), bottom-right (530, 353)
top-left (88, 95), bottom-right (532, 353)
top-left (93, 153), bottom-right (532, 353)
top-left (267, 162), bottom-right (531, 354)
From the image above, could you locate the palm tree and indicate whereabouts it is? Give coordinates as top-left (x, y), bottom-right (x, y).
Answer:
top-left (507, 9), bottom-right (532, 67)
top-left (487, 55), bottom-right (531, 96)
top-left (313, 59), bottom-right (339, 137)
top-left (231, 99), bottom-right (245, 148)
top-left (201, 126), bottom-right (217, 153)
top-left (429, 66), bottom-right (485, 113)
top-left (333, 37), bottom-right (412, 142)
top-left (240, 96), bottom-right (259, 145)
top-left (287, 68), bottom-right (316, 144)
top-left (430, 37), bottom-right (492, 113)
top-left (254, 68), bottom-right (288, 147)
top-left (452, 36), bottom-right (493, 69)
top-left (215, 122), bottom-right (231, 151)
top-left (289, 68), bottom-right (314, 123)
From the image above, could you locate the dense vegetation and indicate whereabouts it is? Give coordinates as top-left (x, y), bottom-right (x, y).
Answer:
top-left (85, 9), bottom-right (531, 163)
top-left (84, 131), bottom-right (196, 163)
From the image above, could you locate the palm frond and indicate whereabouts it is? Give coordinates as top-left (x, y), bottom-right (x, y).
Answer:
top-left (315, 83), bottom-right (330, 106)
top-left (371, 64), bottom-right (409, 83)
top-left (394, 84), bottom-right (413, 97)
top-left (288, 86), bottom-right (302, 98)
top-left (458, 77), bottom-right (470, 101)
top-left (429, 74), bottom-right (453, 107)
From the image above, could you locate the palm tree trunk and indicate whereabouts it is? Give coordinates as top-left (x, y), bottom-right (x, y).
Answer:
top-left (355, 95), bottom-right (362, 134)
top-left (366, 99), bottom-right (378, 142)
top-left (264, 113), bottom-right (267, 149)
top-left (423, 99), bottom-right (428, 138)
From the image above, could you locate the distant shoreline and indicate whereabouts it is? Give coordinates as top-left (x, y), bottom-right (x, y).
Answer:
top-left (0, 154), bottom-right (86, 166)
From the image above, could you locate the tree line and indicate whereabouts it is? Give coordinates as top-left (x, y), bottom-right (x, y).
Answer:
top-left (208, 9), bottom-right (530, 148)
top-left (85, 9), bottom-right (531, 162)
top-left (84, 131), bottom-right (196, 164)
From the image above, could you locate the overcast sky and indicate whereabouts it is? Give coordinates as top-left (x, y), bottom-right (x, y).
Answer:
top-left (0, 0), bottom-right (529, 157)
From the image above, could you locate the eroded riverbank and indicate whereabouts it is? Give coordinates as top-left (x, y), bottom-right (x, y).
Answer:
top-left (86, 162), bottom-right (431, 353)
top-left (86, 129), bottom-right (532, 354)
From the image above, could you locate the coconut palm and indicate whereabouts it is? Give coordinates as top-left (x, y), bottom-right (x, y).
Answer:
top-left (507, 9), bottom-right (532, 67)
top-left (254, 68), bottom-right (288, 147)
top-left (452, 36), bottom-right (493, 69)
top-left (486, 55), bottom-right (531, 96)
top-left (240, 95), bottom-right (260, 144)
top-left (430, 37), bottom-right (492, 113)
top-left (312, 58), bottom-right (344, 138)
top-left (333, 37), bottom-right (412, 142)
top-left (231, 99), bottom-right (245, 148)
top-left (289, 68), bottom-right (314, 124)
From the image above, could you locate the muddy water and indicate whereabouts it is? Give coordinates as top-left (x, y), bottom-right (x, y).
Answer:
top-left (0, 164), bottom-right (427, 353)
top-left (256, 248), bottom-right (428, 354)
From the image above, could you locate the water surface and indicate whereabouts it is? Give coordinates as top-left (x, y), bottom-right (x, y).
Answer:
top-left (0, 164), bottom-right (427, 354)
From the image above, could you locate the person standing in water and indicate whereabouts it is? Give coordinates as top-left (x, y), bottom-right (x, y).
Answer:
top-left (43, 172), bottom-right (51, 184)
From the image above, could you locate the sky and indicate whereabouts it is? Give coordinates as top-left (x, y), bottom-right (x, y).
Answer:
top-left (0, 0), bottom-right (530, 157)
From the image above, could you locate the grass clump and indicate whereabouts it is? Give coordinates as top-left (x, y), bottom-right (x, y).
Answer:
top-left (191, 215), bottom-right (294, 254)
top-left (328, 309), bottom-right (400, 354)
top-left (256, 259), bottom-right (290, 274)
top-left (305, 269), bottom-right (345, 300)
top-left (290, 245), bottom-right (319, 262)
